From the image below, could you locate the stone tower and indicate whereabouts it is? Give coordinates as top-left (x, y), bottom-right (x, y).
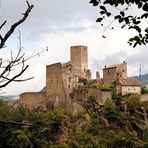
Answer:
top-left (46, 63), bottom-right (67, 109)
top-left (70, 45), bottom-right (88, 77)
top-left (103, 61), bottom-right (127, 85)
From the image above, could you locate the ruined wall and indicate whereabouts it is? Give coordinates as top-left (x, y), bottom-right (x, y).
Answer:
top-left (117, 62), bottom-right (127, 79)
top-left (89, 89), bottom-right (112, 105)
top-left (103, 67), bottom-right (116, 84)
top-left (70, 45), bottom-right (88, 78)
top-left (62, 62), bottom-right (74, 98)
top-left (46, 63), bottom-right (68, 109)
top-left (19, 92), bottom-right (46, 110)
top-left (72, 88), bottom-right (111, 105)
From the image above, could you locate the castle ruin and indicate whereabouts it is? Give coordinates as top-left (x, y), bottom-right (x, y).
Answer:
top-left (18, 45), bottom-right (141, 111)
top-left (19, 45), bottom-right (92, 110)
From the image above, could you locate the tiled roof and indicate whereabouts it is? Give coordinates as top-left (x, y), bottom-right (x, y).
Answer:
top-left (105, 63), bottom-right (125, 69)
top-left (118, 78), bottom-right (141, 86)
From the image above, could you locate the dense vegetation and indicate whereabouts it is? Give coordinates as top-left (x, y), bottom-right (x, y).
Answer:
top-left (0, 95), bottom-right (148, 148)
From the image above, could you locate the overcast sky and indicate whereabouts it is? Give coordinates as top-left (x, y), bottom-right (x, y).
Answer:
top-left (0, 0), bottom-right (148, 95)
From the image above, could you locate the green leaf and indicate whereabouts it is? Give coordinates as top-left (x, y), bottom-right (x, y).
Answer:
top-left (100, 5), bottom-right (106, 11)
top-left (120, 11), bottom-right (125, 17)
top-left (96, 17), bottom-right (103, 22)
top-left (142, 3), bottom-right (148, 12)
top-left (115, 15), bottom-right (121, 19)
top-left (145, 28), bottom-right (148, 33)
top-left (134, 26), bottom-right (141, 33)
top-left (106, 12), bottom-right (111, 17)
top-left (138, 2), bottom-right (143, 9)
top-left (89, 0), bottom-right (99, 6)
top-left (100, 11), bottom-right (106, 15)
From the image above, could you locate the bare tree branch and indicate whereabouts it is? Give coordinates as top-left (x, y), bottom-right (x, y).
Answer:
top-left (0, 65), bottom-right (29, 88)
top-left (0, 20), bottom-right (6, 30)
top-left (0, 1), bottom-right (34, 49)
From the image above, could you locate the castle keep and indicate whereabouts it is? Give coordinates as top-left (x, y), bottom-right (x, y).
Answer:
top-left (46, 45), bottom-right (91, 109)
top-left (19, 45), bottom-right (141, 111)
top-left (19, 45), bottom-right (92, 110)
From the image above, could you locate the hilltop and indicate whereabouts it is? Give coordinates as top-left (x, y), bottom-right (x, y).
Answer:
top-left (132, 74), bottom-right (148, 85)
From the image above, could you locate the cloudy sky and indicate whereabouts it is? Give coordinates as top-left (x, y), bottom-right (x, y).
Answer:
top-left (0, 0), bottom-right (148, 95)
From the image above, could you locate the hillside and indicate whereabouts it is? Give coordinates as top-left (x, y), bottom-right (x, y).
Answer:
top-left (132, 73), bottom-right (148, 85)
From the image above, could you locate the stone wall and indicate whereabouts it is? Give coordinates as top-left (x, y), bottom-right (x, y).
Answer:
top-left (117, 62), bottom-right (127, 79)
top-left (72, 88), bottom-right (112, 105)
top-left (141, 94), bottom-right (148, 102)
top-left (46, 63), bottom-right (68, 109)
top-left (103, 67), bottom-right (116, 84)
top-left (19, 92), bottom-right (46, 110)
top-left (103, 62), bottom-right (127, 85)
top-left (121, 86), bottom-right (141, 96)
top-left (70, 45), bottom-right (88, 78)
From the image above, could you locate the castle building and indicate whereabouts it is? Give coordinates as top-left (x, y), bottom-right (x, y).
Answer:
top-left (103, 61), bottom-right (141, 95)
top-left (19, 45), bottom-right (91, 110)
top-left (103, 61), bottom-right (127, 85)
top-left (46, 45), bottom-right (91, 109)
top-left (18, 45), bottom-right (141, 111)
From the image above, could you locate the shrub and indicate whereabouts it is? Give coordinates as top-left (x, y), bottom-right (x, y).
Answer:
top-left (141, 87), bottom-right (148, 94)
top-left (100, 84), bottom-right (113, 91)
top-left (126, 94), bottom-right (141, 110)
top-left (86, 92), bottom-right (95, 101)
top-left (104, 100), bottom-right (126, 126)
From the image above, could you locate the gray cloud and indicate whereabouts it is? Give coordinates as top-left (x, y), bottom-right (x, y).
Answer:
top-left (1, 0), bottom-right (98, 41)
top-left (92, 47), bottom-right (148, 77)
top-left (91, 51), bottom-right (127, 71)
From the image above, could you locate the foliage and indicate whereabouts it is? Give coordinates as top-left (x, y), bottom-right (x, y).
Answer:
top-left (100, 84), bottom-right (113, 91)
top-left (0, 1), bottom-right (34, 89)
top-left (0, 98), bottom-right (147, 147)
top-left (88, 81), bottom-right (101, 89)
top-left (126, 94), bottom-right (141, 110)
top-left (87, 92), bottom-right (95, 101)
top-left (141, 87), bottom-right (148, 94)
top-left (104, 99), bottom-right (127, 126)
top-left (90, 0), bottom-right (148, 47)
top-left (141, 101), bottom-right (148, 117)
top-left (104, 130), bottom-right (142, 148)
top-left (111, 88), bottom-right (123, 103)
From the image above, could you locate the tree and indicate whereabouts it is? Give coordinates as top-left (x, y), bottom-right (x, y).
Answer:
top-left (89, 0), bottom-right (148, 47)
top-left (0, 1), bottom-right (34, 89)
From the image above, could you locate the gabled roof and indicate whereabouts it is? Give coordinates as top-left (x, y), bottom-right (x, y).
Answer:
top-left (103, 63), bottom-right (126, 70)
top-left (117, 78), bottom-right (141, 86)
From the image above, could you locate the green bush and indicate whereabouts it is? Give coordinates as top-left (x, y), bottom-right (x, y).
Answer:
top-left (126, 94), bottom-right (141, 110)
top-left (86, 92), bottom-right (95, 101)
top-left (100, 84), bottom-right (113, 91)
top-left (141, 87), bottom-right (148, 94)
top-left (104, 100), bottom-right (126, 126)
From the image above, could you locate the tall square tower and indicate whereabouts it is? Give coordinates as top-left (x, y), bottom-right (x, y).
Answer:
top-left (70, 45), bottom-right (88, 77)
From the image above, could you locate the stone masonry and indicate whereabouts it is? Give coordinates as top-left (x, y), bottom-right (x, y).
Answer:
top-left (19, 45), bottom-right (141, 111)
top-left (19, 45), bottom-right (91, 110)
